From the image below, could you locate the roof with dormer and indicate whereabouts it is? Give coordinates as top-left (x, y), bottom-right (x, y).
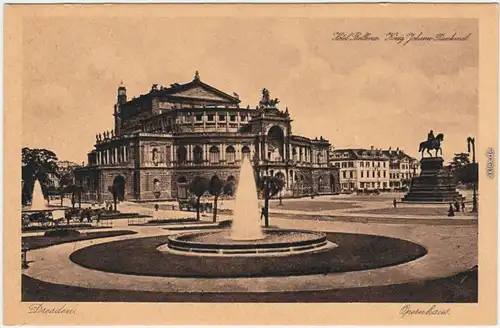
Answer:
top-left (330, 148), bottom-right (417, 162)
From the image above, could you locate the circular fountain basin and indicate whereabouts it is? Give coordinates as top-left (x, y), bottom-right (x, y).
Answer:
top-left (158, 229), bottom-right (336, 257)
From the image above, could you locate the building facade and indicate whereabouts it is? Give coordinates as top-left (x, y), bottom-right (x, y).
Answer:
top-left (329, 147), bottom-right (418, 192)
top-left (75, 72), bottom-right (340, 202)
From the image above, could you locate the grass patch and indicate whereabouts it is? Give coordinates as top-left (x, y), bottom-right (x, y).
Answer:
top-left (23, 230), bottom-right (137, 250)
top-left (70, 232), bottom-right (427, 278)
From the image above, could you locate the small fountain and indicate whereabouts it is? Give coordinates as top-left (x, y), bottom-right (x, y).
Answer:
top-left (23, 180), bottom-right (52, 213)
top-left (22, 180), bottom-right (67, 214)
top-left (159, 157), bottom-right (335, 256)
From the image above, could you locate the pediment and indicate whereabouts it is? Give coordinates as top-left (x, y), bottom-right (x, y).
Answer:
top-left (172, 86), bottom-right (233, 102)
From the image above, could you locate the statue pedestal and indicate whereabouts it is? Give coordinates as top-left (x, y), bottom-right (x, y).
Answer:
top-left (402, 157), bottom-right (463, 203)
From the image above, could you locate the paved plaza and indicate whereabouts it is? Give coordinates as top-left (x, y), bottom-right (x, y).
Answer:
top-left (23, 193), bottom-right (478, 301)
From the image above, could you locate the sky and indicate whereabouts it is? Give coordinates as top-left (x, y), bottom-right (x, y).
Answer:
top-left (21, 14), bottom-right (478, 164)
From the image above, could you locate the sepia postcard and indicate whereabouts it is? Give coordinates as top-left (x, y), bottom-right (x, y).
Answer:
top-left (3, 3), bottom-right (499, 326)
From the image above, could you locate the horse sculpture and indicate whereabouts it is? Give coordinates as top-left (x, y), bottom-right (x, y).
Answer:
top-left (418, 133), bottom-right (444, 158)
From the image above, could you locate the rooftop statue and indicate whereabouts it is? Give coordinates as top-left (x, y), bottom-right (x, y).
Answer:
top-left (419, 129), bottom-right (444, 158)
top-left (259, 88), bottom-right (280, 108)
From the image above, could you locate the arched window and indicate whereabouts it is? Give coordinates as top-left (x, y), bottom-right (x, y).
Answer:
top-left (267, 126), bottom-right (285, 162)
top-left (152, 148), bottom-right (159, 163)
top-left (177, 146), bottom-right (187, 164)
top-left (193, 145), bottom-right (203, 164)
top-left (275, 172), bottom-right (285, 186)
top-left (317, 152), bottom-right (322, 164)
top-left (209, 146), bottom-right (220, 164)
top-left (153, 178), bottom-right (161, 191)
top-left (225, 146), bottom-right (235, 164)
top-left (241, 145), bottom-right (251, 159)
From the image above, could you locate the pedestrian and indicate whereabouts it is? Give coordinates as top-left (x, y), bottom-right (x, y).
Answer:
top-left (454, 200), bottom-right (460, 212)
top-left (461, 199), bottom-right (466, 212)
top-left (448, 203), bottom-right (455, 217)
top-left (260, 207), bottom-right (265, 220)
top-left (65, 210), bottom-right (71, 226)
top-left (86, 209), bottom-right (92, 223)
top-left (393, 198), bottom-right (397, 208)
top-left (154, 204), bottom-right (159, 211)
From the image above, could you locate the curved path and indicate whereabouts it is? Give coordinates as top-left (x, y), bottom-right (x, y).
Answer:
top-left (23, 217), bottom-right (477, 293)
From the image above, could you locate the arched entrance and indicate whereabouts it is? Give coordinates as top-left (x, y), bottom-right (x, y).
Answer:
top-left (153, 178), bottom-right (161, 199)
top-left (330, 174), bottom-right (336, 193)
top-left (112, 175), bottom-right (126, 201)
top-left (241, 145), bottom-right (251, 159)
top-left (177, 176), bottom-right (188, 199)
top-left (318, 176), bottom-right (323, 193)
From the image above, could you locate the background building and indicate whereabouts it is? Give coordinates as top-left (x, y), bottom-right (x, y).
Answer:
top-left (75, 72), bottom-right (340, 202)
top-left (46, 160), bottom-right (81, 189)
top-left (329, 147), bottom-right (418, 192)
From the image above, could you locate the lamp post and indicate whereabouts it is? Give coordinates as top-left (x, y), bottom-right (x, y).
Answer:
top-left (21, 242), bottom-right (28, 269)
top-left (467, 137), bottom-right (478, 213)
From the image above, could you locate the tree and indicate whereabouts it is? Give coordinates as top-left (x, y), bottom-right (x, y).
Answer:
top-left (449, 153), bottom-right (470, 171)
top-left (58, 172), bottom-right (74, 206)
top-left (257, 175), bottom-right (285, 227)
top-left (208, 176), bottom-right (224, 223)
top-left (449, 153), bottom-right (476, 185)
top-left (21, 148), bottom-right (58, 205)
top-left (188, 176), bottom-right (210, 220)
top-left (66, 184), bottom-right (84, 209)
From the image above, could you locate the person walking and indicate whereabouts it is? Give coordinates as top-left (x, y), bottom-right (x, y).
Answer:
top-left (461, 199), bottom-right (466, 212)
top-left (448, 203), bottom-right (455, 217)
top-left (393, 198), bottom-right (397, 208)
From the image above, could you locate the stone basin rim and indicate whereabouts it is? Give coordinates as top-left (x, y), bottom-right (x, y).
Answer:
top-left (166, 228), bottom-right (328, 250)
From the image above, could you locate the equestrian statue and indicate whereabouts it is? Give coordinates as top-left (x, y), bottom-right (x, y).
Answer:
top-left (418, 130), bottom-right (444, 158)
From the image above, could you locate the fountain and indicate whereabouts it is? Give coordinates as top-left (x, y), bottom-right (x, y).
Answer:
top-left (230, 156), bottom-right (264, 240)
top-left (159, 157), bottom-right (336, 256)
top-left (22, 180), bottom-right (67, 216)
top-left (23, 180), bottom-right (53, 213)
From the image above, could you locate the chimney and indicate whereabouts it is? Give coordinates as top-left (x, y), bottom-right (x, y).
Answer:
top-left (370, 145), bottom-right (374, 151)
top-left (389, 146), bottom-right (392, 152)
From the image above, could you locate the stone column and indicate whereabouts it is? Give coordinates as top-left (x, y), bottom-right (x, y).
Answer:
top-left (202, 144), bottom-right (207, 164)
top-left (264, 139), bottom-right (269, 161)
top-left (115, 148), bottom-right (118, 164)
top-left (187, 144), bottom-right (192, 162)
top-left (172, 145), bottom-right (177, 164)
top-left (140, 145), bottom-right (144, 164)
top-left (249, 144), bottom-right (255, 160)
top-left (236, 144), bottom-right (241, 161)
top-left (257, 142), bottom-right (261, 161)
top-left (203, 111), bottom-right (207, 131)
top-left (221, 143), bottom-right (225, 162)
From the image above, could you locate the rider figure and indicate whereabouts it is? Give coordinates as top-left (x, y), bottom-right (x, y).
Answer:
top-left (427, 130), bottom-right (435, 142)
